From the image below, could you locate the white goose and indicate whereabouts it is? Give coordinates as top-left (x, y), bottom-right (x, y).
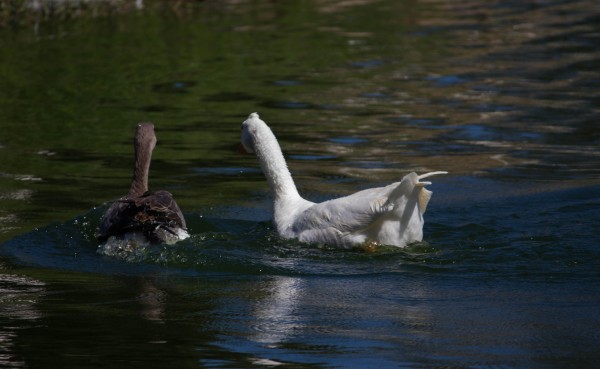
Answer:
top-left (241, 112), bottom-right (446, 248)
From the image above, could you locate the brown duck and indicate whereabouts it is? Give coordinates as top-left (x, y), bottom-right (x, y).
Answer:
top-left (97, 123), bottom-right (189, 245)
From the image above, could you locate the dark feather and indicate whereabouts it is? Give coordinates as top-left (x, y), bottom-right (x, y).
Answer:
top-left (96, 190), bottom-right (186, 244)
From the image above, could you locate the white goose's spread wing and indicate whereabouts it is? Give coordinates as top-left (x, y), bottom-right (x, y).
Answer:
top-left (289, 171), bottom-right (447, 247)
top-left (292, 183), bottom-right (398, 237)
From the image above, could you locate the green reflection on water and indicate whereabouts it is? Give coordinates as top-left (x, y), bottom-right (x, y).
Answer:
top-left (0, 0), bottom-right (447, 242)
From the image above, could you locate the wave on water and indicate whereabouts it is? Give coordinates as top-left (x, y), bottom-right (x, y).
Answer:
top-left (1, 184), bottom-right (599, 283)
top-left (0, 205), bottom-right (431, 277)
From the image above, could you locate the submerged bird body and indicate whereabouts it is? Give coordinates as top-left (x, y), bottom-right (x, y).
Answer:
top-left (241, 112), bottom-right (446, 248)
top-left (97, 189), bottom-right (188, 245)
top-left (97, 123), bottom-right (188, 245)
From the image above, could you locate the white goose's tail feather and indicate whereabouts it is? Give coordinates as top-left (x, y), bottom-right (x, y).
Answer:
top-left (416, 171), bottom-right (448, 186)
top-left (383, 171), bottom-right (447, 216)
top-left (415, 171), bottom-right (447, 214)
top-left (417, 171), bottom-right (448, 180)
top-left (386, 171), bottom-right (447, 215)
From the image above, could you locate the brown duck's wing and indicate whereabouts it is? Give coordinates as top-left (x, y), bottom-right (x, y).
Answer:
top-left (134, 190), bottom-right (187, 230)
top-left (96, 191), bottom-right (187, 243)
top-left (97, 191), bottom-right (187, 242)
top-left (96, 197), bottom-right (141, 242)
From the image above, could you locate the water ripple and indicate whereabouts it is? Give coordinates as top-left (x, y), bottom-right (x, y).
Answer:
top-left (1, 183), bottom-right (597, 284)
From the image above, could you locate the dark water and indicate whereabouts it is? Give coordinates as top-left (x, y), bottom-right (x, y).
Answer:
top-left (1, 0), bottom-right (599, 368)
